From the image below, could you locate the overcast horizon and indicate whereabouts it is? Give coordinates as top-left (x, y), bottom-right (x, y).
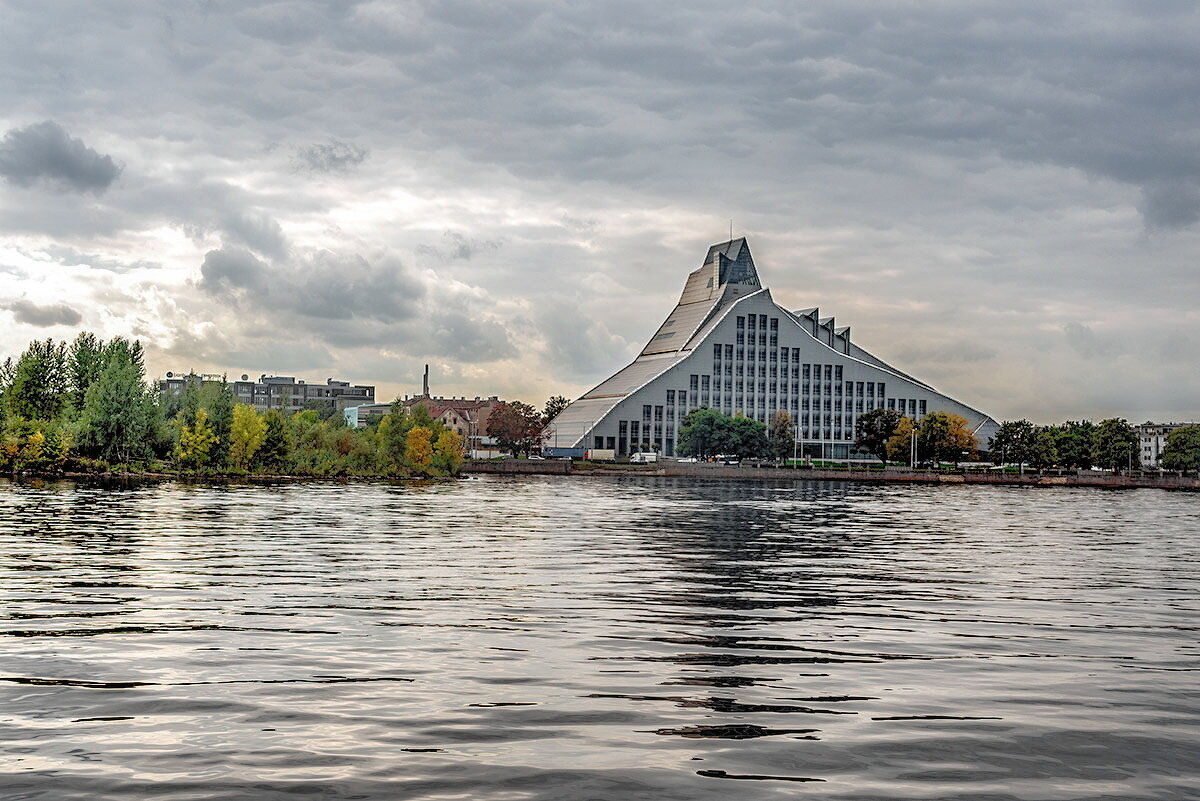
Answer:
top-left (2, 2), bottom-right (1198, 425)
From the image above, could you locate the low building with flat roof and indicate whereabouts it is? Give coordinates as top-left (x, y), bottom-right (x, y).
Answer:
top-left (158, 372), bottom-right (375, 415)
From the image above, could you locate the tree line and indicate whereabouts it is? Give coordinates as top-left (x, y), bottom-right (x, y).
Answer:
top-left (0, 333), bottom-right (465, 477)
top-left (987, 418), bottom-right (1197, 471)
top-left (673, 406), bottom-right (1197, 472)
top-left (854, 409), bottom-right (979, 466)
top-left (854, 408), bottom-right (1197, 471)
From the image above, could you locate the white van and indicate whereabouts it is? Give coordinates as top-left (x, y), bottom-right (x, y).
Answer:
top-left (630, 452), bottom-right (659, 464)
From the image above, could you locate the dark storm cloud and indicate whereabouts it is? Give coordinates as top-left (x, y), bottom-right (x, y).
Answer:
top-left (293, 140), bottom-right (368, 173)
top-left (426, 309), bottom-right (516, 362)
top-left (0, 121), bottom-right (121, 193)
top-left (221, 212), bottom-right (289, 259)
top-left (4, 299), bottom-right (83, 327)
top-left (191, 242), bottom-right (518, 364)
top-left (200, 247), bottom-right (268, 293)
top-left (286, 251), bottom-right (425, 321)
top-left (1138, 182), bottom-right (1200, 231)
top-left (199, 247), bottom-right (425, 323)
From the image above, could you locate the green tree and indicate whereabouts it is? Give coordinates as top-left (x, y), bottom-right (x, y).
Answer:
top-left (301, 397), bottom-right (338, 421)
top-left (1160, 425), bottom-right (1200, 471)
top-left (677, 407), bottom-right (727, 458)
top-left (1091, 417), bottom-right (1138, 471)
top-left (989, 419), bottom-right (1036, 466)
top-left (229, 404), bottom-right (267, 470)
top-left (256, 409), bottom-right (291, 471)
top-left (78, 357), bottom-right (154, 464)
top-left (203, 379), bottom-right (235, 470)
top-left (729, 413), bottom-right (769, 458)
top-left (174, 408), bottom-right (217, 471)
top-left (5, 339), bottom-right (68, 421)
top-left (0, 356), bottom-right (14, 393)
top-left (542, 395), bottom-right (570, 424)
top-left (677, 408), bottom-right (767, 459)
top-left (68, 332), bottom-right (106, 413)
top-left (1051, 420), bottom-right (1095, 469)
top-left (1028, 427), bottom-right (1059, 470)
top-left (768, 410), bottom-right (795, 461)
top-left (377, 404), bottom-right (414, 472)
top-left (856, 408), bottom-right (904, 465)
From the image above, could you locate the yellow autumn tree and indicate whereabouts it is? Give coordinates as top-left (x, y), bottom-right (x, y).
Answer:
top-left (17, 430), bottom-right (46, 471)
top-left (433, 429), bottom-right (464, 474)
top-left (943, 413), bottom-right (979, 464)
top-left (229, 403), bottom-right (267, 470)
top-left (886, 416), bottom-right (918, 465)
top-left (174, 408), bottom-right (218, 471)
top-left (405, 426), bottom-right (434, 474)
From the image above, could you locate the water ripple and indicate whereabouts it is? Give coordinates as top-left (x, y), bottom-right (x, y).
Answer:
top-left (1, 475), bottom-right (1198, 800)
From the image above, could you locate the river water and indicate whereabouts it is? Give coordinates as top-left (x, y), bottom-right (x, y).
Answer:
top-left (0, 476), bottom-right (1197, 800)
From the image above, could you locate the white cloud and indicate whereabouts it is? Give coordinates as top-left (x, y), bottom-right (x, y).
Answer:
top-left (0, 1), bottom-right (1197, 421)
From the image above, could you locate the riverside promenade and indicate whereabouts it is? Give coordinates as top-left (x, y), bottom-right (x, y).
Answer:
top-left (465, 459), bottom-right (1200, 491)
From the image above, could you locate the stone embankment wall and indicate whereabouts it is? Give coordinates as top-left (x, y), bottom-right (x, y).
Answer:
top-left (660, 462), bottom-right (1200, 490)
top-left (466, 459), bottom-right (571, 475)
top-left (465, 460), bottom-right (1200, 490)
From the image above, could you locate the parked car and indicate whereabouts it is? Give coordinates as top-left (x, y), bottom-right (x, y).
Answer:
top-left (528, 454), bottom-right (545, 460)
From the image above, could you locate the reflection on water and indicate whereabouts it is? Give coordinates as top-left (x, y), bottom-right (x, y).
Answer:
top-left (0, 475), bottom-right (1197, 800)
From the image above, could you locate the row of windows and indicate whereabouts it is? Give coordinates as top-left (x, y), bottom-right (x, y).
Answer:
top-left (695, 371), bottom-right (887, 401)
top-left (710, 347), bottom-right (888, 396)
top-left (887, 399), bottom-right (927, 417)
top-left (737, 314), bottom-right (779, 332)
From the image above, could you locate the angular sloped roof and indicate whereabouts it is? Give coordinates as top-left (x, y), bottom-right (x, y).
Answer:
top-left (639, 238), bottom-right (761, 357)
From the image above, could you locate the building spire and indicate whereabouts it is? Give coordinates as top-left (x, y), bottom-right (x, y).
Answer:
top-left (423, 364), bottom-right (430, 397)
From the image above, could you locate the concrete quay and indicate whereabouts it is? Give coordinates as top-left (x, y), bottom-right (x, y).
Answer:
top-left (464, 459), bottom-right (1200, 490)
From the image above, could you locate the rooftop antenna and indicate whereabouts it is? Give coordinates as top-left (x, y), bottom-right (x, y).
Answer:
top-left (729, 219), bottom-right (733, 241)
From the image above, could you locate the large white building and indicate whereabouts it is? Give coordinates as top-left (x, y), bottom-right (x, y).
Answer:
top-left (547, 238), bottom-right (999, 459)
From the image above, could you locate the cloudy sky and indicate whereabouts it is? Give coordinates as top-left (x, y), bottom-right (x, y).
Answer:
top-left (1, 1), bottom-right (1197, 423)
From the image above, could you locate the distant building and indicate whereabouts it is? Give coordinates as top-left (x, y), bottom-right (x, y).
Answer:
top-left (343, 403), bottom-right (393, 428)
top-left (1136, 422), bottom-right (1197, 468)
top-left (547, 237), bottom-right (999, 459)
top-left (158, 372), bottom-right (374, 414)
top-left (400, 364), bottom-right (505, 457)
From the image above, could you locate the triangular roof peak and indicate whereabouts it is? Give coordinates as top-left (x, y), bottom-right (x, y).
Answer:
top-left (703, 237), bottom-right (760, 289)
